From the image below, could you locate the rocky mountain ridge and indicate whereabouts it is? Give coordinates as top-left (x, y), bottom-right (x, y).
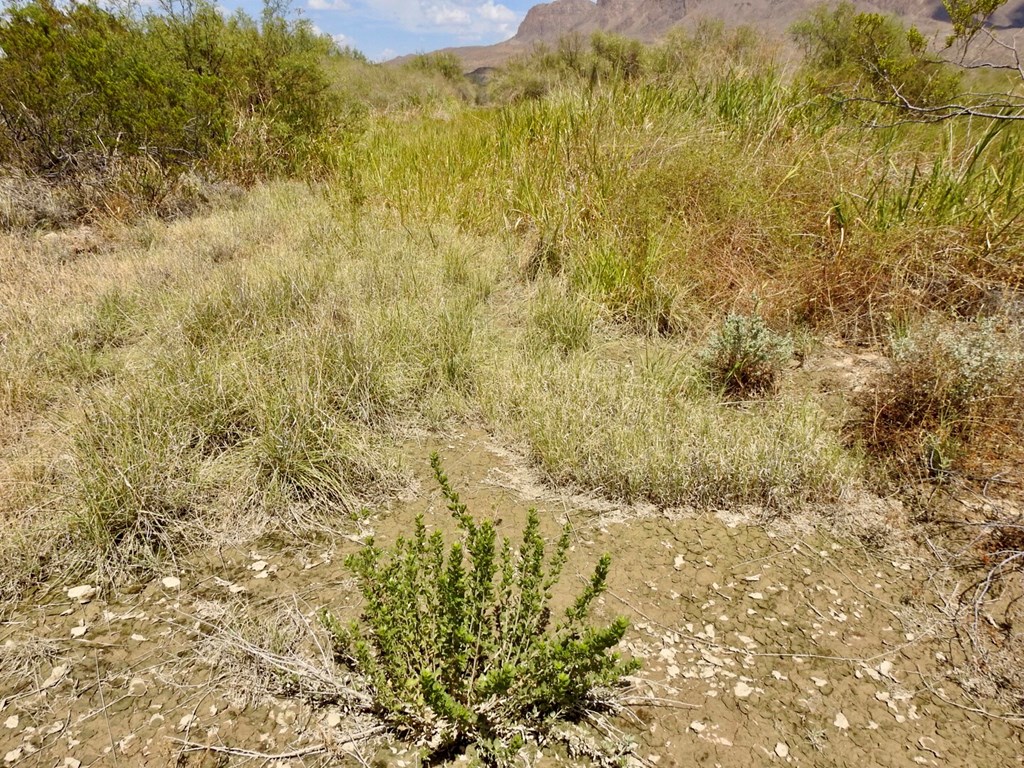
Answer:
top-left (422, 0), bottom-right (1024, 70)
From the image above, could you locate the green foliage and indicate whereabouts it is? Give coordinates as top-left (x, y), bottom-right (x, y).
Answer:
top-left (404, 51), bottom-right (465, 83)
top-left (943, 0), bottom-right (1007, 43)
top-left (791, 3), bottom-right (961, 107)
top-left (321, 454), bottom-right (639, 764)
top-left (0, 0), bottom-right (340, 189)
top-left (700, 314), bottom-right (792, 398)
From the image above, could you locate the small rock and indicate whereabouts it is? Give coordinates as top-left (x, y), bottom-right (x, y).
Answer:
top-left (67, 585), bottom-right (95, 604)
top-left (834, 712), bottom-right (849, 730)
top-left (70, 625), bottom-right (88, 639)
top-left (734, 681), bottom-right (755, 699)
top-left (128, 678), bottom-right (147, 697)
top-left (228, 584), bottom-right (246, 594)
top-left (251, 560), bottom-right (268, 572)
top-left (325, 712), bottom-right (343, 728)
top-left (689, 721), bottom-right (706, 733)
top-left (161, 577), bottom-right (181, 589)
top-left (775, 742), bottom-right (789, 758)
top-left (40, 665), bottom-right (68, 690)
top-left (811, 677), bottom-right (829, 688)
top-left (4, 748), bottom-right (22, 764)
top-left (3, 715), bottom-right (17, 730)
top-left (177, 714), bottom-right (196, 732)
top-left (63, 759), bottom-right (81, 768)
top-left (673, 554), bottom-right (686, 571)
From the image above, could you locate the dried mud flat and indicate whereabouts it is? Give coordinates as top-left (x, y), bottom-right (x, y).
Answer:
top-left (2, 431), bottom-right (1022, 768)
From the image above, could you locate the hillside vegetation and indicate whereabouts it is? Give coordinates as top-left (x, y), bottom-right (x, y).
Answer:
top-left (1, 0), bottom-right (1023, 750)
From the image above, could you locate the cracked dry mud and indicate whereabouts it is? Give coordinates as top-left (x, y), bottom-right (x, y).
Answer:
top-left (2, 431), bottom-right (1023, 767)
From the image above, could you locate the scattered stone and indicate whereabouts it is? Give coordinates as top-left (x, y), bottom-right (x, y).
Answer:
top-left (3, 715), bottom-right (18, 730)
top-left (918, 737), bottom-right (943, 758)
top-left (70, 625), bottom-right (88, 639)
top-left (161, 576), bottom-right (181, 589)
top-left (775, 742), bottom-right (789, 758)
top-left (689, 722), bottom-right (706, 733)
top-left (128, 678), bottom-right (147, 697)
top-left (66, 585), bottom-right (95, 604)
top-left (228, 584), bottom-right (246, 594)
top-left (673, 554), bottom-right (686, 570)
top-left (63, 759), bottom-right (81, 768)
top-left (834, 712), bottom-right (850, 730)
top-left (177, 714), bottom-right (196, 732)
top-left (130, 634), bottom-right (147, 642)
top-left (251, 560), bottom-right (268, 572)
top-left (734, 682), bottom-right (755, 699)
top-left (40, 665), bottom-right (68, 690)
top-left (326, 712), bottom-right (343, 728)
top-left (4, 748), bottom-right (23, 764)
top-left (811, 677), bottom-right (829, 688)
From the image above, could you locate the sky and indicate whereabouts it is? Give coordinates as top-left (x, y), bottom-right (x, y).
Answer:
top-left (219, 1), bottom-right (541, 61)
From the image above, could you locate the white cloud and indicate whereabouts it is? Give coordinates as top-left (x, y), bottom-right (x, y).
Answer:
top-left (425, 4), bottom-right (471, 27)
top-left (310, 1), bottom-right (522, 42)
top-left (307, 0), bottom-right (351, 10)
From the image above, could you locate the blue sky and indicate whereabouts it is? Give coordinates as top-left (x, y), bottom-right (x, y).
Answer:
top-left (220, 1), bottom-right (540, 61)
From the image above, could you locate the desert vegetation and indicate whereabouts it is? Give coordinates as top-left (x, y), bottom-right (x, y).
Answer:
top-left (1, 0), bottom-right (1023, 764)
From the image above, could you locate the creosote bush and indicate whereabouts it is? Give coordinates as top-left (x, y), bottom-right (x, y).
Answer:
top-left (700, 314), bottom-right (792, 398)
top-left (320, 454), bottom-right (639, 765)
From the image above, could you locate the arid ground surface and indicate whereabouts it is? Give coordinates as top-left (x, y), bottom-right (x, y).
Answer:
top-left (3, 427), bottom-right (1022, 767)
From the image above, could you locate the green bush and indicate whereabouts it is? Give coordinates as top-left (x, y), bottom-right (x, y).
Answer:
top-left (0, 0), bottom-right (340, 193)
top-left (320, 454), bottom-right (639, 764)
top-left (700, 314), bottom-right (792, 398)
top-left (791, 2), bottom-right (961, 107)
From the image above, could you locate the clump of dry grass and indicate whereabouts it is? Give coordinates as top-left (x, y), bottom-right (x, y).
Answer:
top-left (859, 317), bottom-right (1024, 482)
top-left (480, 342), bottom-right (856, 511)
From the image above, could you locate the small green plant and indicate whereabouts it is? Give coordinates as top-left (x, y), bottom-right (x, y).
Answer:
top-left (320, 454), bottom-right (639, 765)
top-left (700, 313), bottom-right (792, 398)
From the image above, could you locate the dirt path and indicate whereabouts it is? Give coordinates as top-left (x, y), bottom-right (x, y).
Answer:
top-left (2, 431), bottom-right (1021, 767)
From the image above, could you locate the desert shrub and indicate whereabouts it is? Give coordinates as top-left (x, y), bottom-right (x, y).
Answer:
top-left (404, 51), bottom-right (465, 83)
top-left (791, 3), bottom-right (960, 107)
top-left (320, 454), bottom-right (639, 765)
top-left (0, 0), bottom-right (341, 220)
top-left (700, 314), bottom-right (792, 398)
top-left (861, 318), bottom-right (1024, 477)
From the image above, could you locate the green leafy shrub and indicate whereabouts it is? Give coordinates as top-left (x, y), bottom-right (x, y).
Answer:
top-left (791, 2), bottom-right (961, 108)
top-left (0, 0), bottom-right (340, 217)
top-left (700, 314), bottom-right (792, 398)
top-left (320, 454), bottom-right (639, 764)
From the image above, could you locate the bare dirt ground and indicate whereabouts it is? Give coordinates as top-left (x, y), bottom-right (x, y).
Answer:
top-left (2, 428), bottom-right (1023, 767)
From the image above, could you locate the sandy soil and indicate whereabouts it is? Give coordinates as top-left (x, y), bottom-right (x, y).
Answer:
top-left (2, 429), bottom-right (1022, 767)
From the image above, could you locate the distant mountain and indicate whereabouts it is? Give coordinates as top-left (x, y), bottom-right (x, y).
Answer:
top-left (417, 0), bottom-right (1024, 70)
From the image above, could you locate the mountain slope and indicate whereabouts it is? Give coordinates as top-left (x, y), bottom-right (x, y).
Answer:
top-left (428, 0), bottom-right (1024, 70)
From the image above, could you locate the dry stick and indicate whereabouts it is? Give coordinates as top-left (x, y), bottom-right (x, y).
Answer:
top-left (171, 741), bottom-right (330, 760)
